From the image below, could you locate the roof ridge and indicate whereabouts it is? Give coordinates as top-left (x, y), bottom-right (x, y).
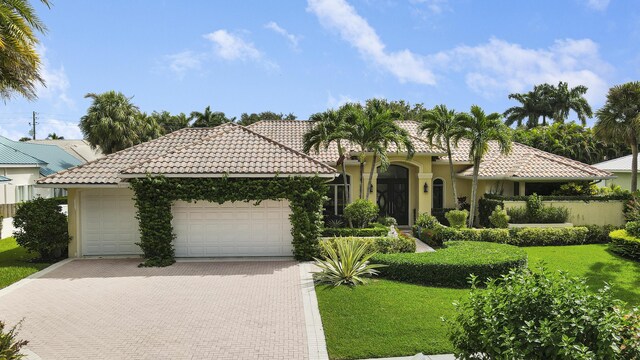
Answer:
top-left (37, 127), bottom-right (196, 183)
top-left (0, 140), bottom-right (48, 165)
top-left (119, 123), bottom-right (238, 175)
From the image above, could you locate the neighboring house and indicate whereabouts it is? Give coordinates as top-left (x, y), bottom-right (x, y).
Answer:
top-left (37, 121), bottom-right (612, 259)
top-left (0, 136), bottom-right (83, 217)
top-left (28, 139), bottom-right (104, 163)
top-left (593, 155), bottom-right (637, 191)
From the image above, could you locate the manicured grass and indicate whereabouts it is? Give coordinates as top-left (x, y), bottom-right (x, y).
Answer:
top-left (316, 243), bottom-right (640, 359)
top-left (524, 244), bottom-right (640, 305)
top-left (316, 280), bottom-right (466, 359)
top-left (0, 237), bottom-right (51, 288)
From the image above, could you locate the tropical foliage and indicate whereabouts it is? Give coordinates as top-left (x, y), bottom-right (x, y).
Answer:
top-left (0, 320), bottom-right (29, 360)
top-left (504, 81), bottom-right (592, 128)
top-left (189, 105), bottom-right (234, 127)
top-left (314, 238), bottom-right (385, 287)
top-left (13, 197), bottom-right (70, 261)
top-left (343, 199), bottom-right (379, 228)
top-left (455, 105), bottom-right (512, 227)
top-left (0, 0), bottom-right (50, 101)
top-left (238, 111), bottom-right (296, 125)
top-left (80, 91), bottom-right (162, 154)
top-left (148, 111), bottom-right (189, 134)
top-left (594, 81), bottom-right (640, 191)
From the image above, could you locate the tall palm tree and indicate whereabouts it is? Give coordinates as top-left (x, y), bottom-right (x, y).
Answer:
top-left (418, 105), bottom-right (464, 209)
top-left (347, 99), bottom-right (415, 201)
top-left (504, 91), bottom-right (545, 128)
top-left (80, 91), bottom-right (161, 154)
top-left (0, 0), bottom-right (50, 101)
top-left (189, 106), bottom-right (233, 127)
top-left (551, 81), bottom-right (593, 125)
top-left (594, 82), bottom-right (640, 191)
top-left (303, 109), bottom-right (351, 206)
top-left (456, 105), bottom-right (512, 227)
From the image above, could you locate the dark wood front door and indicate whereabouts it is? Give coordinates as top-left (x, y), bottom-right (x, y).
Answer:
top-left (376, 165), bottom-right (409, 225)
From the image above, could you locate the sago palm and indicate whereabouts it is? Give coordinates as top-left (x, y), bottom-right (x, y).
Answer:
top-left (418, 104), bottom-right (464, 209)
top-left (594, 81), bottom-right (640, 191)
top-left (0, 0), bottom-right (50, 101)
top-left (456, 105), bottom-right (512, 227)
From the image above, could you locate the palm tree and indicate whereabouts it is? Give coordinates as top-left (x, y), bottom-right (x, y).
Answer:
top-left (346, 99), bottom-right (415, 201)
top-left (504, 91), bottom-right (546, 128)
top-left (150, 111), bottom-right (190, 134)
top-left (594, 82), bottom-right (640, 191)
top-left (46, 132), bottom-right (63, 140)
top-left (189, 106), bottom-right (234, 127)
top-left (80, 91), bottom-right (161, 154)
top-left (303, 109), bottom-right (351, 206)
top-left (456, 105), bottom-right (512, 227)
top-left (0, 0), bottom-right (50, 101)
top-left (551, 82), bottom-right (593, 125)
top-left (418, 105), bottom-right (464, 209)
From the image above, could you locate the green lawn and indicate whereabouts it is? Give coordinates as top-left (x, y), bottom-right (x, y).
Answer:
top-left (524, 244), bottom-right (640, 305)
top-left (0, 237), bottom-right (51, 289)
top-left (316, 244), bottom-right (640, 360)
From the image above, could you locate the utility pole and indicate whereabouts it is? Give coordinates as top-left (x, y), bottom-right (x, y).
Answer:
top-left (29, 111), bottom-right (38, 140)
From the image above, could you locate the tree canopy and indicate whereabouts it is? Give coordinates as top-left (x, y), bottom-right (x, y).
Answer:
top-left (238, 111), bottom-right (296, 126)
top-left (189, 106), bottom-right (235, 127)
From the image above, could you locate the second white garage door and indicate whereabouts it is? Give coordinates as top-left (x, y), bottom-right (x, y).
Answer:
top-left (172, 200), bottom-right (294, 257)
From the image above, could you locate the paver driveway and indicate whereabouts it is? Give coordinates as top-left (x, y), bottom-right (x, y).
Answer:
top-left (0, 259), bottom-right (309, 360)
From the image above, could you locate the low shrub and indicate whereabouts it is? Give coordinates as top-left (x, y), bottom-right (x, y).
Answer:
top-left (371, 241), bottom-right (527, 288)
top-left (507, 205), bottom-right (569, 224)
top-left (431, 208), bottom-right (454, 226)
top-left (552, 181), bottom-right (599, 196)
top-left (321, 224), bottom-right (389, 237)
top-left (624, 196), bottom-right (640, 222)
top-left (413, 226), bottom-right (443, 248)
top-left (0, 320), bottom-right (28, 360)
top-left (508, 227), bottom-right (588, 246)
top-left (585, 224), bottom-right (621, 244)
top-left (320, 234), bottom-right (415, 256)
top-left (314, 238), bottom-right (385, 287)
top-left (13, 197), bottom-right (70, 261)
top-left (445, 209), bottom-right (468, 229)
top-left (448, 268), bottom-right (640, 360)
top-left (415, 213), bottom-right (441, 228)
top-left (609, 229), bottom-right (640, 261)
top-left (488, 205), bottom-right (509, 228)
top-left (343, 199), bottom-right (379, 228)
top-left (506, 206), bottom-right (528, 223)
top-left (377, 216), bottom-right (397, 227)
top-left (478, 198), bottom-right (503, 228)
top-left (626, 221), bottom-right (640, 238)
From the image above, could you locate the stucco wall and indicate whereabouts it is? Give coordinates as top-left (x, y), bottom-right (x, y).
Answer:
top-left (605, 172), bottom-right (633, 191)
top-left (502, 200), bottom-right (625, 226)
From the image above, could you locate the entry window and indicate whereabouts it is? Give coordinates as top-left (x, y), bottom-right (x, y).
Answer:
top-left (15, 185), bottom-right (33, 202)
top-left (324, 175), bottom-right (350, 216)
top-left (433, 179), bottom-right (444, 209)
top-left (513, 182), bottom-right (520, 196)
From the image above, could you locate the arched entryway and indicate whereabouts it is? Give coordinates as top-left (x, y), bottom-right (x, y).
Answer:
top-left (376, 164), bottom-right (409, 225)
top-left (433, 178), bottom-right (444, 209)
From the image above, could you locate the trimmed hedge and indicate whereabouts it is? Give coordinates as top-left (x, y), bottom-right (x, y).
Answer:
top-left (609, 229), bottom-right (640, 261)
top-left (371, 241), bottom-right (527, 288)
top-left (434, 226), bottom-right (596, 247)
top-left (625, 221), bottom-right (640, 237)
top-left (319, 234), bottom-right (415, 256)
top-left (484, 193), bottom-right (631, 201)
top-left (321, 224), bottom-right (389, 237)
top-left (585, 224), bottom-right (621, 243)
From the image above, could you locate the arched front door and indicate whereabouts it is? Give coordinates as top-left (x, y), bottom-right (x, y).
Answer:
top-left (376, 165), bottom-right (409, 225)
top-left (433, 178), bottom-right (444, 209)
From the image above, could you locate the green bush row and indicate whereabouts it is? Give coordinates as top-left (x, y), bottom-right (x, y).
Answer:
top-left (371, 241), bottom-right (527, 288)
top-left (319, 234), bottom-right (415, 256)
top-left (625, 221), bottom-right (640, 237)
top-left (321, 224), bottom-right (389, 237)
top-left (609, 229), bottom-right (640, 261)
top-left (484, 193), bottom-right (631, 201)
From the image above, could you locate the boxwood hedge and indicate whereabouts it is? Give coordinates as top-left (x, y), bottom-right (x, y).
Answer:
top-left (321, 224), bottom-right (389, 237)
top-left (319, 233), bottom-right (415, 256)
top-left (371, 241), bottom-right (527, 288)
top-left (609, 229), bottom-right (640, 261)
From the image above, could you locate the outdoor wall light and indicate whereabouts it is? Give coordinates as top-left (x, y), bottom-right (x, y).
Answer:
top-left (369, 184), bottom-right (374, 193)
top-left (423, 182), bottom-right (429, 193)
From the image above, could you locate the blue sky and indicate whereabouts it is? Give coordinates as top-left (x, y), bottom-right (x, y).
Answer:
top-left (0, 0), bottom-right (638, 139)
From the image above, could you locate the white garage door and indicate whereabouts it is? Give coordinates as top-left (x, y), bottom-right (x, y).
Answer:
top-left (172, 200), bottom-right (293, 257)
top-left (81, 188), bottom-right (141, 256)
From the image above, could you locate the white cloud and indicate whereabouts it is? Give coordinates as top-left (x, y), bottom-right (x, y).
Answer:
top-left (36, 45), bottom-right (74, 109)
top-left (583, 0), bottom-right (610, 11)
top-left (204, 29), bottom-right (262, 61)
top-left (410, 0), bottom-right (450, 14)
top-left (307, 0), bottom-right (436, 85)
top-left (38, 118), bottom-right (83, 139)
top-left (166, 50), bottom-right (203, 77)
top-left (326, 92), bottom-right (357, 108)
top-left (428, 37), bottom-right (611, 104)
top-left (265, 21), bottom-right (301, 49)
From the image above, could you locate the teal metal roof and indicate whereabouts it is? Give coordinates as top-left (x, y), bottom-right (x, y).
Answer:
top-left (0, 175), bottom-right (11, 182)
top-left (0, 136), bottom-right (83, 176)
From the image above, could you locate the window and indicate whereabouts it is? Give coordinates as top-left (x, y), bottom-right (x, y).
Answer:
top-left (324, 175), bottom-right (350, 216)
top-left (513, 182), bottom-right (520, 196)
top-left (433, 178), bottom-right (444, 209)
top-left (53, 188), bottom-right (67, 197)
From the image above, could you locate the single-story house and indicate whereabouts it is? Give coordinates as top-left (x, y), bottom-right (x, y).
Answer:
top-left (37, 120), bottom-right (612, 259)
top-left (0, 136), bottom-right (83, 217)
top-left (593, 155), bottom-right (636, 191)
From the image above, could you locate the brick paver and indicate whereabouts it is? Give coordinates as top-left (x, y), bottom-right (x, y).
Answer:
top-left (0, 259), bottom-right (308, 360)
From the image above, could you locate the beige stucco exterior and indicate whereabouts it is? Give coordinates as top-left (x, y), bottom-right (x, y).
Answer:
top-left (502, 200), bottom-right (625, 226)
top-left (603, 172), bottom-right (634, 191)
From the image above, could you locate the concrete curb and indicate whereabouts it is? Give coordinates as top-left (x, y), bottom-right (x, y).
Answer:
top-left (0, 258), bottom-right (74, 299)
top-left (299, 262), bottom-right (329, 360)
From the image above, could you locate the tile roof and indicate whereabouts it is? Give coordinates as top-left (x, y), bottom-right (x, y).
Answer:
top-left (457, 143), bottom-right (613, 180)
top-left (121, 124), bottom-right (336, 176)
top-left (39, 124), bottom-right (335, 185)
top-left (0, 136), bottom-right (83, 175)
